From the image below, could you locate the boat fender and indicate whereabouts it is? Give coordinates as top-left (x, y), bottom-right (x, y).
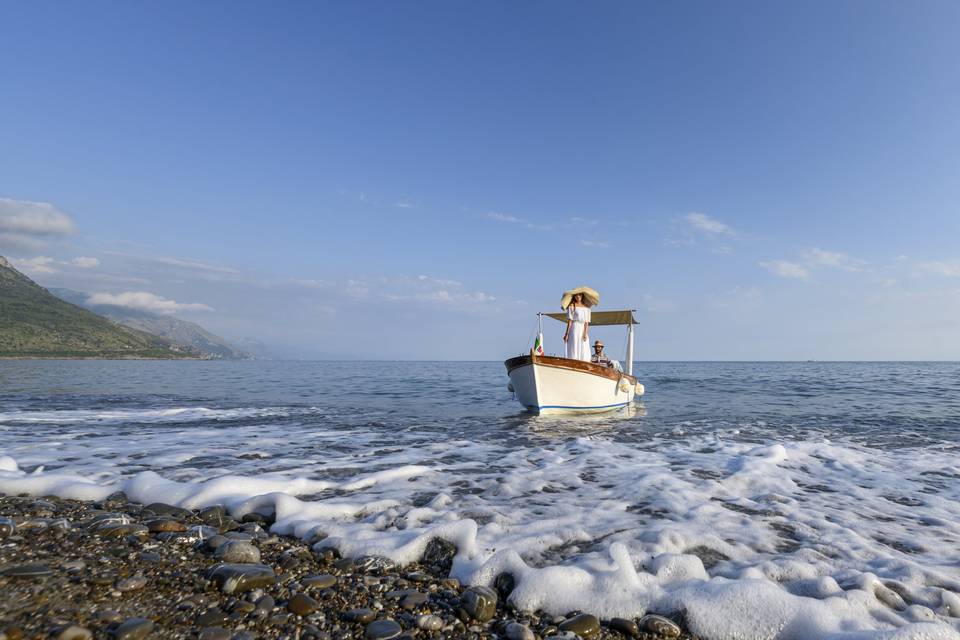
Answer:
top-left (618, 378), bottom-right (630, 393)
top-left (507, 382), bottom-right (515, 393)
top-left (635, 383), bottom-right (645, 396)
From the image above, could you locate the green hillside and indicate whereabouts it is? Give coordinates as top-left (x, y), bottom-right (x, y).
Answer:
top-left (0, 256), bottom-right (194, 358)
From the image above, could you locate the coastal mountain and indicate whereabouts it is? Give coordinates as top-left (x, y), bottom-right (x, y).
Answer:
top-left (0, 256), bottom-right (194, 358)
top-left (50, 288), bottom-right (251, 360)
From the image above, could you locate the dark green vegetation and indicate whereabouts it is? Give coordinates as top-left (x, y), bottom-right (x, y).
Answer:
top-left (0, 256), bottom-right (195, 358)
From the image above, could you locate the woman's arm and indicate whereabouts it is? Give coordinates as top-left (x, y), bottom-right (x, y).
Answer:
top-left (583, 320), bottom-right (589, 342)
top-left (564, 319), bottom-right (571, 342)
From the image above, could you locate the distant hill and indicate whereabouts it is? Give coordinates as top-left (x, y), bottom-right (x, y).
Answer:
top-left (0, 256), bottom-right (196, 358)
top-left (50, 288), bottom-right (251, 360)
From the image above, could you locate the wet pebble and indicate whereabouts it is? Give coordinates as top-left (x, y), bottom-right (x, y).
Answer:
top-left (195, 608), bottom-right (228, 627)
top-left (207, 563), bottom-right (277, 594)
top-left (461, 585), bottom-right (498, 622)
top-left (198, 505), bottom-right (227, 527)
top-left (639, 614), bottom-right (681, 639)
top-left (608, 617), bottom-right (639, 637)
top-left (113, 617), bottom-right (154, 640)
top-left (505, 621), bottom-right (535, 640)
top-left (0, 516), bottom-right (15, 539)
top-left (214, 540), bottom-right (261, 564)
top-left (288, 593), bottom-right (319, 616)
top-left (143, 502), bottom-right (192, 519)
top-left (55, 625), bottom-right (93, 640)
top-left (145, 517), bottom-right (186, 533)
top-left (415, 614), bottom-right (443, 631)
top-left (559, 613), bottom-right (601, 638)
top-left (0, 563), bottom-right (53, 578)
top-left (302, 573), bottom-right (338, 589)
top-left (198, 627), bottom-right (230, 640)
top-left (346, 608), bottom-right (377, 624)
top-left (253, 594), bottom-right (275, 617)
top-left (365, 619), bottom-right (403, 639)
top-left (400, 591), bottom-right (429, 610)
top-left (116, 575), bottom-right (147, 592)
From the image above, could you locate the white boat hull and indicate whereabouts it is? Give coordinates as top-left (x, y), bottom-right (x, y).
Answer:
top-left (505, 355), bottom-right (642, 415)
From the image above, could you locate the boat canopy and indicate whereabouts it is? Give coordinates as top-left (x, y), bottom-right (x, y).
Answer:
top-left (543, 309), bottom-right (636, 326)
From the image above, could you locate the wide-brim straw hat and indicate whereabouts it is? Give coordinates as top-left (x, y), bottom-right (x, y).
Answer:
top-left (561, 286), bottom-right (600, 309)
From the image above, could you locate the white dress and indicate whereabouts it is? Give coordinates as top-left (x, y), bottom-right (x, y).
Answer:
top-left (565, 305), bottom-right (591, 361)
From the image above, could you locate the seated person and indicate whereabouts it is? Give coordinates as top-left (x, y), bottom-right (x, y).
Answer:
top-left (591, 340), bottom-right (614, 367)
top-left (591, 340), bottom-right (624, 371)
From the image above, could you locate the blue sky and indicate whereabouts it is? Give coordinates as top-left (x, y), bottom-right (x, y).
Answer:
top-left (2, 1), bottom-right (959, 359)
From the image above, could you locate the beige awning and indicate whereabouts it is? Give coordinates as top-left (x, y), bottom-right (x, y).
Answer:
top-left (544, 310), bottom-right (636, 326)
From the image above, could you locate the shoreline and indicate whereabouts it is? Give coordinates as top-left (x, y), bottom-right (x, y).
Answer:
top-left (0, 494), bottom-right (695, 640)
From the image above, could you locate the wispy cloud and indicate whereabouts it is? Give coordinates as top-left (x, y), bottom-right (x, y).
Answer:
top-left (71, 256), bottom-right (100, 268)
top-left (150, 256), bottom-right (240, 274)
top-left (87, 291), bottom-right (214, 314)
top-left (685, 212), bottom-right (735, 236)
top-left (802, 248), bottom-right (866, 272)
top-left (918, 260), bottom-right (960, 278)
top-left (395, 201), bottom-right (415, 209)
top-left (10, 255), bottom-right (58, 274)
top-left (759, 260), bottom-right (809, 280)
top-left (581, 239), bottom-right (609, 248)
top-left (484, 211), bottom-right (554, 231)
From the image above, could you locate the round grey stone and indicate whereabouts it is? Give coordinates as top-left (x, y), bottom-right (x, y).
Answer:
top-left (113, 617), bottom-right (155, 640)
top-left (415, 614), bottom-right (443, 631)
top-left (214, 540), bottom-right (261, 564)
top-left (638, 614), bottom-right (681, 638)
top-left (505, 622), bottom-right (535, 640)
top-left (365, 619), bottom-right (402, 640)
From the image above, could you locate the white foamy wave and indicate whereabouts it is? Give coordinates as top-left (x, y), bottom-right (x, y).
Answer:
top-left (1, 435), bottom-right (959, 640)
top-left (0, 406), bottom-right (299, 425)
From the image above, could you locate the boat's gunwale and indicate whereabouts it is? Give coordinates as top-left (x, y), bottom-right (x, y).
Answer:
top-left (504, 354), bottom-right (637, 385)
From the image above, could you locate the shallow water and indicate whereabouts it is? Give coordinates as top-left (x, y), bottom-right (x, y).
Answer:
top-left (1, 360), bottom-right (959, 639)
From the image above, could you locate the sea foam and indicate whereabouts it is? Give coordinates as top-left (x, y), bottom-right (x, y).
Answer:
top-left (1, 410), bottom-right (958, 640)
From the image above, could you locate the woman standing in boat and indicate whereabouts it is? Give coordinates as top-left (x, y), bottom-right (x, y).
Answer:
top-left (562, 290), bottom-right (593, 362)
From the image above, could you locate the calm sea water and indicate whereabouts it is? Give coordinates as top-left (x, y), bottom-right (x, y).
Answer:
top-left (1, 361), bottom-right (959, 638)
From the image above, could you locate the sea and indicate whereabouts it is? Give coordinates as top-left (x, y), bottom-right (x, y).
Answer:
top-left (1, 360), bottom-right (959, 640)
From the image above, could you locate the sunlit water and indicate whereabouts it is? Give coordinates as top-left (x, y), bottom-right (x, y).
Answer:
top-left (1, 361), bottom-right (959, 639)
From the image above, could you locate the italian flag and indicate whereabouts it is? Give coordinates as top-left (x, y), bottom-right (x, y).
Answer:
top-left (534, 332), bottom-right (544, 355)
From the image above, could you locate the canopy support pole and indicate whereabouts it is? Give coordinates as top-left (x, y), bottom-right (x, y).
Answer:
top-left (626, 322), bottom-right (634, 376)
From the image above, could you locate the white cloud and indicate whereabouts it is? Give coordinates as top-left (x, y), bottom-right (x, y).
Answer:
top-left (918, 260), bottom-right (960, 278)
top-left (569, 217), bottom-right (599, 226)
top-left (0, 232), bottom-right (47, 253)
top-left (803, 248), bottom-right (866, 271)
top-left (151, 256), bottom-right (240, 274)
top-left (71, 256), bottom-right (100, 268)
top-left (484, 211), bottom-right (553, 231)
top-left (0, 198), bottom-right (76, 236)
top-left (486, 211), bottom-right (525, 224)
top-left (11, 256), bottom-right (58, 274)
top-left (395, 201), bottom-right (414, 209)
top-left (87, 291), bottom-right (214, 314)
top-left (759, 260), bottom-right (809, 280)
top-left (685, 212), bottom-right (734, 236)
top-left (581, 239), bottom-right (610, 248)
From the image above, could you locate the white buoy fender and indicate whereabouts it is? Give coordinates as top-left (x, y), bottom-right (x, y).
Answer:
top-left (618, 379), bottom-right (631, 393)
top-left (635, 383), bottom-right (645, 396)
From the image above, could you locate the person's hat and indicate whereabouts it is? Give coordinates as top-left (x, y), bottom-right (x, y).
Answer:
top-left (560, 286), bottom-right (600, 310)
top-left (594, 340), bottom-right (604, 348)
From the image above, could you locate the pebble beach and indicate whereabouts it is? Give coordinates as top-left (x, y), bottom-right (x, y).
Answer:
top-left (0, 494), bottom-right (694, 640)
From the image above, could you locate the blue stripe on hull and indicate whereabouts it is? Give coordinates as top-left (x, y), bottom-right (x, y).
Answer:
top-left (526, 402), bottom-right (630, 412)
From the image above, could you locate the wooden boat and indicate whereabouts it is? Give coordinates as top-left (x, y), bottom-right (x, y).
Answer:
top-left (504, 310), bottom-right (645, 414)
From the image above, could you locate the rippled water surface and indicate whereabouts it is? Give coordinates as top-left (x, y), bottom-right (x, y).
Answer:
top-left (2, 360), bottom-right (959, 639)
